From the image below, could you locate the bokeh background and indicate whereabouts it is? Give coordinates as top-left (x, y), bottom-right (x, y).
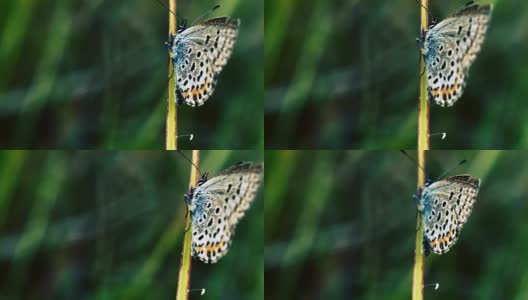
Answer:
top-left (0, 0), bottom-right (263, 149)
top-left (0, 150), bottom-right (263, 299)
top-left (265, 150), bottom-right (528, 299)
top-left (264, 0), bottom-right (528, 149)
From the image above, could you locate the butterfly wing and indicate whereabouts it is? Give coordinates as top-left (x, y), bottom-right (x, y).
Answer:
top-left (425, 38), bottom-right (467, 107)
top-left (444, 175), bottom-right (480, 229)
top-left (420, 175), bottom-right (480, 255)
top-left (172, 17), bottom-right (240, 107)
top-left (421, 181), bottom-right (460, 255)
top-left (424, 3), bottom-right (492, 106)
top-left (189, 162), bottom-right (263, 263)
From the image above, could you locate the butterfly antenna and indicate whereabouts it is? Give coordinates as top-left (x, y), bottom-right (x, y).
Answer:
top-left (188, 288), bottom-right (206, 296)
top-left (464, 1), bottom-right (476, 8)
top-left (436, 159), bottom-right (467, 180)
top-left (400, 150), bottom-right (427, 175)
top-left (153, 0), bottom-right (178, 20)
top-left (191, 4), bottom-right (221, 26)
top-left (176, 150), bottom-right (204, 178)
top-left (429, 132), bottom-right (447, 140)
top-left (176, 134), bottom-right (194, 141)
top-left (423, 283), bottom-right (440, 290)
top-left (415, 0), bottom-right (435, 25)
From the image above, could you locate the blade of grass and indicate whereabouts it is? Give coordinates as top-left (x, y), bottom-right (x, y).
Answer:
top-left (166, 0), bottom-right (178, 150)
top-left (413, 149), bottom-right (426, 300)
top-left (9, 154), bottom-right (66, 297)
top-left (175, 150), bottom-right (200, 300)
top-left (413, 0), bottom-right (429, 299)
top-left (418, 1), bottom-right (430, 152)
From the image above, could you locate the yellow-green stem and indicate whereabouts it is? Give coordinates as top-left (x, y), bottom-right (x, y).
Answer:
top-left (166, 0), bottom-right (178, 150)
top-left (413, 150), bottom-right (426, 300)
top-left (418, 1), bottom-right (430, 151)
top-left (413, 1), bottom-right (429, 299)
top-left (176, 150), bottom-right (200, 300)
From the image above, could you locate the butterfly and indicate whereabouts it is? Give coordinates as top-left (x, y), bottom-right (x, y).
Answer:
top-left (421, 1), bottom-right (492, 107)
top-left (167, 17), bottom-right (240, 107)
top-left (184, 162), bottom-right (263, 263)
top-left (417, 175), bottom-right (480, 255)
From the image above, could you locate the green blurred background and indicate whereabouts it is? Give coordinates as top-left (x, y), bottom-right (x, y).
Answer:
top-left (265, 150), bottom-right (528, 299)
top-left (0, 150), bottom-right (263, 299)
top-left (0, 0), bottom-right (263, 149)
top-left (265, 0), bottom-right (528, 149)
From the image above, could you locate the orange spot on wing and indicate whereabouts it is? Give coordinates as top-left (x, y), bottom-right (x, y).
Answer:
top-left (430, 229), bottom-right (456, 248)
top-left (182, 81), bottom-right (210, 99)
top-left (431, 81), bottom-right (460, 97)
top-left (195, 240), bottom-right (226, 253)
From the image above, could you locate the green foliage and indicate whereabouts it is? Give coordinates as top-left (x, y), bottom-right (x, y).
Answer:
top-left (0, 0), bottom-right (263, 149)
top-left (265, 0), bottom-right (528, 149)
top-left (265, 150), bottom-right (528, 299)
top-left (0, 150), bottom-right (263, 299)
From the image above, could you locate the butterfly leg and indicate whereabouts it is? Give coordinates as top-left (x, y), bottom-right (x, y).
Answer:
top-left (416, 39), bottom-right (427, 78)
top-left (184, 188), bottom-right (194, 205)
top-left (183, 188), bottom-right (193, 233)
top-left (415, 209), bottom-right (423, 232)
top-left (419, 65), bottom-right (426, 78)
top-left (413, 194), bottom-right (425, 232)
top-left (183, 205), bottom-right (192, 233)
top-left (165, 34), bottom-right (175, 52)
top-left (413, 194), bottom-right (419, 205)
top-left (416, 26), bottom-right (429, 77)
top-left (167, 63), bottom-right (174, 81)
top-left (416, 37), bottom-right (424, 50)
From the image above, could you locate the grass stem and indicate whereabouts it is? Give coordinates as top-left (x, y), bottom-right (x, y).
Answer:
top-left (175, 150), bottom-right (200, 300)
top-left (413, 1), bottom-right (429, 299)
top-left (166, 0), bottom-right (178, 150)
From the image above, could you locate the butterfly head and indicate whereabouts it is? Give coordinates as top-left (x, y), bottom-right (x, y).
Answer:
top-left (198, 173), bottom-right (209, 186)
top-left (177, 19), bottom-right (188, 34)
top-left (184, 173), bottom-right (208, 205)
top-left (428, 16), bottom-right (439, 30)
top-left (425, 178), bottom-right (434, 187)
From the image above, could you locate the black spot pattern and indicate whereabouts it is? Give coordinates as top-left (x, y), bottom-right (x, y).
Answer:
top-left (187, 162), bottom-right (263, 263)
top-left (418, 175), bottom-right (481, 255)
top-left (170, 17), bottom-right (240, 107)
top-left (422, 3), bottom-right (492, 107)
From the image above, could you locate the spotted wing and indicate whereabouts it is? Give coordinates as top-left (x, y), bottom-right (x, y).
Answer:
top-left (425, 42), bottom-right (467, 107)
top-left (425, 3), bottom-right (492, 107)
top-left (421, 175), bottom-right (480, 255)
top-left (174, 17), bottom-right (240, 107)
top-left (421, 183), bottom-right (459, 255)
top-left (444, 175), bottom-right (480, 229)
top-left (190, 162), bottom-right (263, 263)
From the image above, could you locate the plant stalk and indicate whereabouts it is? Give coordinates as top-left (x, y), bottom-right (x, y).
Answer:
top-left (166, 0), bottom-right (178, 150)
top-left (176, 150), bottom-right (200, 300)
top-left (418, 0), bottom-right (430, 151)
top-left (413, 1), bottom-right (429, 299)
